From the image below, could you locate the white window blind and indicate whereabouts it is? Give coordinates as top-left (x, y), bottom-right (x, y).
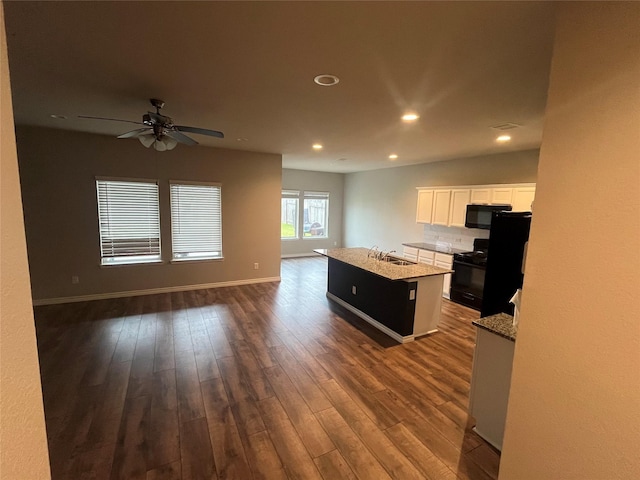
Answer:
top-left (170, 182), bottom-right (222, 261)
top-left (96, 179), bottom-right (161, 265)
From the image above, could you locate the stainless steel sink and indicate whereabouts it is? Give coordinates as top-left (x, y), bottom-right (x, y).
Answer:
top-left (381, 256), bottom-right (415, 266)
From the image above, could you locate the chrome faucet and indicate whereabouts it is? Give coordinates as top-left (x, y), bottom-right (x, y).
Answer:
top-left (367, 245), bottom-right (379, 259)
top-left (381, 250), bottom-right (396, 261)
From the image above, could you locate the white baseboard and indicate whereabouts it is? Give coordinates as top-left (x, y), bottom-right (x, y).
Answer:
top-left (326, 292), bottom-right (414, 344)
top-left (281, 253), bottom-right (321, 258)
top-left (33, 276), bottom-right (281, 306)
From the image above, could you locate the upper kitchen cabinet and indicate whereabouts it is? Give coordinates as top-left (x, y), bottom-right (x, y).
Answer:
top-left (416, 183), bottom-right (536, 225)
top-left (449, 189), bottom-right (471, 227)
top-left (491, 187), bottom-right (514, 205)
top-left (470, 188), bottom-right (491, 204)
top-left (432, 190), bottom-right (452, 225)
top-left (511, 186), bottom-right (536, 212)
top-left (416, 190), bottom-right (435, 224)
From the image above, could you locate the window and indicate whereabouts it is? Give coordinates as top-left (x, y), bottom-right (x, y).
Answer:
top-left (96, 179), bottom-right (161, 266)
top-left (170, 182), bottom-right (222, 261)
top-left (281, 190), bottom-right (299, 239)
top-left (303, 191), bottom-right (329, 238)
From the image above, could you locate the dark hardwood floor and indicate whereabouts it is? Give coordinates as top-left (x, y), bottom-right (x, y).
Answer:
top-left (34, 257), bottom-right (499, 479)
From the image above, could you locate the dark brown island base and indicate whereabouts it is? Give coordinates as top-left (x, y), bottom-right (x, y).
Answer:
top-left (314, 248), bottom-right (452, 343)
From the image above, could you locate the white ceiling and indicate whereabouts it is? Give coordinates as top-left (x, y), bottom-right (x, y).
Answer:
top-left (3, 1), bottom-right (556, 173)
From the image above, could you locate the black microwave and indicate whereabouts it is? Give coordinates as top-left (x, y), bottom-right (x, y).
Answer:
top-left (465, 204), bottom-right (512, 229)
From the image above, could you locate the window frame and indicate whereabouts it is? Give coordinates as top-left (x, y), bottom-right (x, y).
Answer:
top-left (281, 190), bottom-right (300, 240)
top-left (95, 177), bottom-right (162, 267)
top-left (169, 180), bottom-right (223, 263)
top-left (303, 191), bottom-right (329, 239)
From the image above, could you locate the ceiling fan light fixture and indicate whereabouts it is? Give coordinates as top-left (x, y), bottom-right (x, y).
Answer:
top-left (139, 134), bottom-right (155, 148)
top-left (164, 137), bottom-right (178, 150)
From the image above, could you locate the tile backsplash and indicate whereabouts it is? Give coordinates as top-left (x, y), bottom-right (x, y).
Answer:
top-left (423, 224), bottom-right (490, 252)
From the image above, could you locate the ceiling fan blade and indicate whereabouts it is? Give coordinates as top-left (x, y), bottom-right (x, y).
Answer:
top-left (165, 130), bottom-right (198, 146)
top-left (78, 115), bottom-right (143, 125)
top-left (117, 128), bottom-right (153, 139)
top-left (175, 125), bottom-right (224, 139)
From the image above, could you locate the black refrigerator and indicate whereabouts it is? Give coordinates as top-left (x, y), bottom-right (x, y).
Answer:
top-left (480, 211), bottom-right (532, 318)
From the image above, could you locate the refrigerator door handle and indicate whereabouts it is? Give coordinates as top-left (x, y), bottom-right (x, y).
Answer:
top-left (522, 241), bottom-right (529, 274)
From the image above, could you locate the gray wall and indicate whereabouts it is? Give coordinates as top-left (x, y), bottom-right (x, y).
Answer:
top-left (17, 126), bottom-right (282, 302)
top-left (343, 149), bottom-right (539, 252)
top-left (281, 169), bottom-right (344, 256)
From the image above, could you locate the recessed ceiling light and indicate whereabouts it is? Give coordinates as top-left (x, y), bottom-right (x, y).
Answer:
top-left (313, 74), bottom-right (340, 87)
top-left (389, 154), bottom-right (398, 160)
top-left (312, 144), bottom-right (323, 150)
top-left (401, 113), bottom-right (419, 122)
top-left (496, 135), bottom-right (512, 143)
top-left (50, 114), bottom-right (67, 120)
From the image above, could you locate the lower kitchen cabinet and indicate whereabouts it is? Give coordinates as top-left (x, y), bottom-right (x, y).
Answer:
top-left (469, 320), bottom-right (516, 452)
top-left (435, 252), bottom-right (453, 298)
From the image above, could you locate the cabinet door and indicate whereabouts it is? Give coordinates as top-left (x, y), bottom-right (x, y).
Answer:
top-left (416, 190), bottom-right (434, 223)
top-left (435, 253), bottom-right (453, 298)
top-left (491, 188), bottom-right (513, 205)
top-left (511, 187), bottom-right (536, 212)
top-left (432, 190), bottom-right (451, 226)
top-left (470, 188), bottom-right (491, 204)
top-left (402, 246), bottom-right (418, 262)
top-left (417, 250), bottom-right (435, 265)
top-left (449, 189), bottom-right (471, 227)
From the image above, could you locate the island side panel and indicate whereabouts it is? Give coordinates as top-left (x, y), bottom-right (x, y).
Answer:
top-left (413, 275), bottom-right (444, 336)
top-left (327, 257), bottom-right (416, 336)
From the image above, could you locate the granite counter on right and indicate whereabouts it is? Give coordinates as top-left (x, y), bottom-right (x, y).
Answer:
top-left (468, 312), bottom-right (516, 451)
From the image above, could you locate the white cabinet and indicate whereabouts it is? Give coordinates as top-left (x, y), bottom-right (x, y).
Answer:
top-left (448, 189), bottom-right (471, 227)
top-left (469, 327), bottom-right (515, 451)
top-left (432, 190), bottom-right (452, 226)
top-left (417, 249), bottom-right (435, 265)
top-left (511, 187), bottom-right (536, 212)
top-left (416, 190), bottom-right (434, 224)
top-left (470, 188), bottom-right (491, 204)
top-left (491, 187), bottom-right (513, 205)
top-left (435, 252), bottom-right (453, 298)
top-left (416, 183), bottom-right (535, 225)
top-left (402, 246), bottom-right (418, 262)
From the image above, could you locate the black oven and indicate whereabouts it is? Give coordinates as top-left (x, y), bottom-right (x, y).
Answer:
top-left (450, 238), bottom-right (489, 311)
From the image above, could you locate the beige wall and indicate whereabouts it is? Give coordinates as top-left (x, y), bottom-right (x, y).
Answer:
top-left (16, 126), bottom-right (282, 303)
top-left (343, 149), bottom-right (539, 252)
top-left (500, 3), bottom-right (640, 479)
top-left (281, 168), bottom-right (344, 256)
top-left (0, 3), bottom-right (51, 478)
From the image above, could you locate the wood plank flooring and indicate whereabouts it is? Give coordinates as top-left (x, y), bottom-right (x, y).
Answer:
top-left (34, 257), bottom-right (499, 479)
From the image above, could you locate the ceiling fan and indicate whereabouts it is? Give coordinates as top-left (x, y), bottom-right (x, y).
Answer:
top-left (79, 98), bottom-right (224, 151)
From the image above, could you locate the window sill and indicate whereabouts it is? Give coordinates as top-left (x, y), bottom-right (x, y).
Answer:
top-left (170, 257), bottom-right (224, 264)
top-left (100, 260), bottom-right (165, 268)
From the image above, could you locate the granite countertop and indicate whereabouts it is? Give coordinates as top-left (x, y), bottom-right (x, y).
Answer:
top-left (402, 242), bottom-right (469, 255)
top-left (473, 313), bottom-right (517, 341)
top-left (314, 247), bottom-right (452, 281)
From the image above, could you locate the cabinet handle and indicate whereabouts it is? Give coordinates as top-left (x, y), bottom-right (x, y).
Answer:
top-left (462, 293), bottom-right (475, 300)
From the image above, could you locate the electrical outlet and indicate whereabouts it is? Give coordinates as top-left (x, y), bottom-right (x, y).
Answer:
top-left (71, 275), bottom-right (79, 284)
top-left (254, 262), bottom-right (259, 270)
top-left (351, 285), bottom-right (357, 295)
top-left (333, 241), bottom-right (337, 246)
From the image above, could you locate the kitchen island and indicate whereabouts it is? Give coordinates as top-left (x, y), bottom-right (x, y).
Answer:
top-left (314, 247), bottom-right (452, 343)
